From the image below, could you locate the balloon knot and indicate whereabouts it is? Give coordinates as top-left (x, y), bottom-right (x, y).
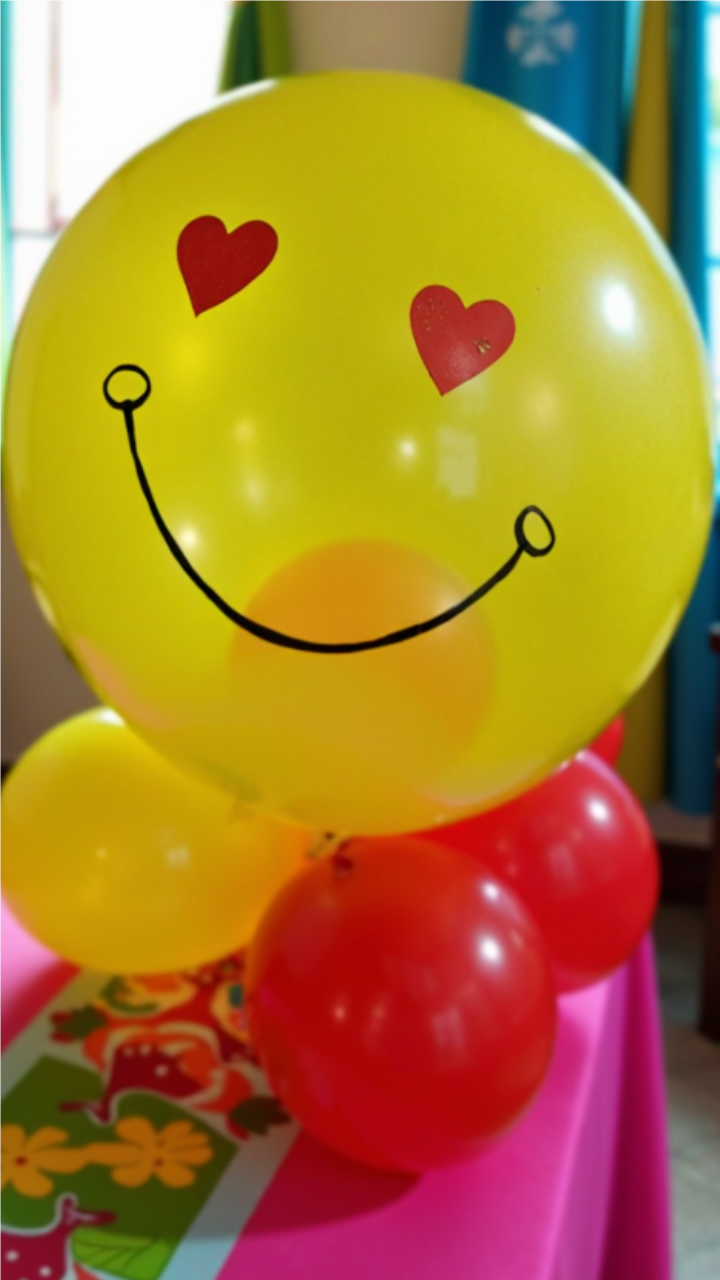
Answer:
top-left (332, 849), bottom-right (355, 879)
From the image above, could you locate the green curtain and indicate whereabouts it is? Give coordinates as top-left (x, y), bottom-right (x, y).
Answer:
top-left (219, 0), bottom-right (291, 92)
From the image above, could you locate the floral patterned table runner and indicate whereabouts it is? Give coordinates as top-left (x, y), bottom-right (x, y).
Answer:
top-left (1, 953), bottom-right (299, 1280)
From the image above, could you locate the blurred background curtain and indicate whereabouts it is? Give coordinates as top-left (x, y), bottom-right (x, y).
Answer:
top-left (464, 0), bottom-right (637, 175)
top-left (219, 0), bottom-right (291, 91)
top-left (463, 0), bottom-right (717, 814)
top-left (666, 1), bottom-right (719, 815)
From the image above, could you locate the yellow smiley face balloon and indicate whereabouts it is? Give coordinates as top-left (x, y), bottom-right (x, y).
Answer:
top-left (4, 73), bottom-right (715, 835)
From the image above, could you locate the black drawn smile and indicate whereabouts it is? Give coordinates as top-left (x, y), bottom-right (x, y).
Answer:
top-left (103, 364), bottom-right (556, 654)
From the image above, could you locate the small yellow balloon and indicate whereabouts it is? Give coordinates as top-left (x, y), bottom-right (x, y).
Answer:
top-left (3, 72), bottom-right (715, 834)
top-left (1, 709), bottom-right (312, 972)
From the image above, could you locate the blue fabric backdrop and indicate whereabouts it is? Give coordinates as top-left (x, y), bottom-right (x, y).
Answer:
top-left (463, 0), bottom-right (638, 176)
top-left (667, 0), bottom-right (719, 814)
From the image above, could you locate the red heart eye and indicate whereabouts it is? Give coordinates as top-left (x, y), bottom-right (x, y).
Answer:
top-left (411, 286), bottom-right (515, 395)
top-left (177, 216), bottom-right (278, 316)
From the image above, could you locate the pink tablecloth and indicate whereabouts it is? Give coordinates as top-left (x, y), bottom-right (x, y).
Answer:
top-left (2, 904), bottom-right (671, 1280)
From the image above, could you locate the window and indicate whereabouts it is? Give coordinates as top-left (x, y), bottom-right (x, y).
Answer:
top-left (9, 1), bottom-right (230, 325)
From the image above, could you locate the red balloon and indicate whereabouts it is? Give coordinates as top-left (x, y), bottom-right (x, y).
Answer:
top-left (588, 715), bottom-right (625, 766)
top-left (424, 751), bottom-right (658, 993)
top-left (246, 837), bottom-right (556, 1171)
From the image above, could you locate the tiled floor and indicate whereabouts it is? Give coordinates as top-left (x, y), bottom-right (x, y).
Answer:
top-left (653, 906), bottom-right (720, 1280)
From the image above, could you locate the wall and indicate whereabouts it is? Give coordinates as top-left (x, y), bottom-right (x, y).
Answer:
top-left (288, 1), bottom-right (468, 76)
top-left (2, 505), bottom-right (99, 759)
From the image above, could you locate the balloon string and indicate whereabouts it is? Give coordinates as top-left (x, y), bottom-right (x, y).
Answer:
top-left (104, 365), bottom-right (554, 655)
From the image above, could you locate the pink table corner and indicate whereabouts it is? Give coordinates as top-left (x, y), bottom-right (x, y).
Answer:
top-left (2, 901), bottom-right (672, 1280)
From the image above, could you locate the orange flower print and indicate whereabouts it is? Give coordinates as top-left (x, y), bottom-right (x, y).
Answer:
top-left (88, 1117), bottom-right (213, 1188)
top-left (1, 1126), bottom-right (89, 1198)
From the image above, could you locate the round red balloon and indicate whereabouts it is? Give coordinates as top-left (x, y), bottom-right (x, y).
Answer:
top-left (425, 751), bottom-right (658, 993)
top-left (246, 837), bottom-right (556, 1171)
top-left (588, 715), bottom-right (625, 766)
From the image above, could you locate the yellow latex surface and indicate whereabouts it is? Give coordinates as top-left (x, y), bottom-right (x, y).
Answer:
top-left (4, 73), bottom-right (715, 834)
top-left (1, 710), bottom-right (311, 972)
top-left (616, 0), bottom-right (671, 802)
